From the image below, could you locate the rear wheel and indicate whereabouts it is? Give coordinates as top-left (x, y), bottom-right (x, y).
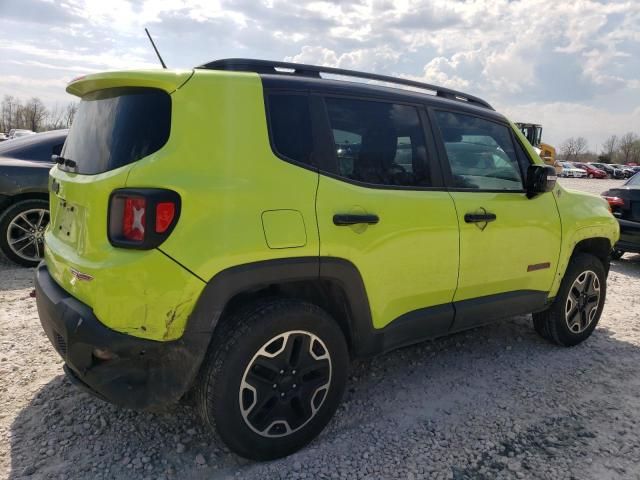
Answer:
top-left (533, 253), bottom-right (606, 347)
top-left (588, 173), bottom-right (594, 179)
top-left (195, 299), bottom-right (349, 460)
top-left (0, 199), bottom-right (49, 267)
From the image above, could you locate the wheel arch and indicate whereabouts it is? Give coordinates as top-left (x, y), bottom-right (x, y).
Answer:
top-left (571, 237), bottom-right (611, 270)
top-left (183, 257), bottom-right (376, 377)
top-left (550, 235), bottom-right (613, 298)
top-left (0, 192), bottom-right (49, 214)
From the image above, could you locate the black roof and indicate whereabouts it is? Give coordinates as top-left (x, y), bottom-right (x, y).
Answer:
top-left (197, 58), bottom-right (495, 112)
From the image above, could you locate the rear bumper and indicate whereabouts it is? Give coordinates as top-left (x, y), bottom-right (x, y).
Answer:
top-left (35, 263), bottom-right (204, 410)
top-left (616, 218), bottom-right (640, 253)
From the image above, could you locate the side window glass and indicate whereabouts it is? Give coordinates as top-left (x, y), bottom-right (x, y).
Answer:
top-left (434, 111), bottom-right (524, 190)
top-left (325, 97), bottom-right (431, 187)
top-left (267, 94), bottom-right (313, 166)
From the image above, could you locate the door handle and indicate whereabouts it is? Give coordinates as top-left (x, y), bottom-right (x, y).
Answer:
top-left (464, 212), bottom-right (496, 223)
top-left (333, 214), bottom-right (379, 226)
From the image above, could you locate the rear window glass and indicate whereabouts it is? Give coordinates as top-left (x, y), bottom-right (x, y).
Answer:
top-left (61, 87), bottom-right (171, 175)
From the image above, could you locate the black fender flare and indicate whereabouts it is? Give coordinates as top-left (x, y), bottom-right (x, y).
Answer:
top-left (181, 257), bottom-right (377, 388)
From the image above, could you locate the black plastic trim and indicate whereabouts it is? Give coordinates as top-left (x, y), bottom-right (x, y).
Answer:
top-left (464, 212), bottom-right (496, 223)
top-left (35, 263), bottom-right (203, 410)
top-left (450, 290), bottom-right (549, 333)
top-left (200, 58), bottom-right (494, 110)
top-left (333, 214), bottom-right (379, 226)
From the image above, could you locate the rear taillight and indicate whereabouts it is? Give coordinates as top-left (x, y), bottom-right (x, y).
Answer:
top-left (603, 196), bottom-right (625, 207)
top-left (108, 189), bottom-right (180, 249)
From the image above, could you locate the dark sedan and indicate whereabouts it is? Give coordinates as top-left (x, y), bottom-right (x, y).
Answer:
top-left (0, 130), bottom-right (67, 267)
top-left (602, 173), bottom-right (640, 259)
top-left (591, 162), bottom-right (625, 179)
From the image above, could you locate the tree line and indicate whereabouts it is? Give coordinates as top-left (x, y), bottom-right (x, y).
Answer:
top-left (1, 95), bottom-right (78, 134)
top-left (559, 132), bottom-right (640, 164)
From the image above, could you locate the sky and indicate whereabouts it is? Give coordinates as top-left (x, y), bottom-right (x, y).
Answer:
top-left (0, 0), bottom-right (638, 150)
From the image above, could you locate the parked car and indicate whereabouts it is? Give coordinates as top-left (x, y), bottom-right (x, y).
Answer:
top-left (35, 59), bottom-right (618, 461)
top-left (0, 133), bottom-right (7, 142)
top-left (602, 173), bottom-right (640, 259)
top-left (0, 129), bottom-right (67, 266)
top-left (7, 129), bottom-right (35, 139)
top-left (571, 162), bottom-right (606, 179)
top-left (590, 162), bottom-right (625, 179)
top-left (615, 165), bottom-right (636, 179)
top-left (559, 161), bottom-right (587, 178)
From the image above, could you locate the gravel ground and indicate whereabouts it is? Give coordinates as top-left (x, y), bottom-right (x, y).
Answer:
top-left (2, 178), bottom-right (639, 480)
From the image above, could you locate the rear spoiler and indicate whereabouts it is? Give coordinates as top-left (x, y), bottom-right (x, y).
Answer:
top-left (66, 70), bottom-right (194, 97)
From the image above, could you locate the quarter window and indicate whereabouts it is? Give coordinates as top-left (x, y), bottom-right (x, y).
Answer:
top-left (434, 111), bottom-right (524, 191)
top-left (267, 94), bottom-right (313, 166)
top-left (325, 97), bottom-right (431, 187)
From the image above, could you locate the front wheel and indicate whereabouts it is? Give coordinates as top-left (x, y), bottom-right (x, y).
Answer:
top-left (588, 173), bottom-right (594, 179)
top-left (195, 299), bottom-right (349, 460)
top-left (533, 253), bottom-right (606, 347)
top-left (0, 199), bottom-right (49, 267)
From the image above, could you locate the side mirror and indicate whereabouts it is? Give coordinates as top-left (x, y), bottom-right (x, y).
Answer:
top-left (526, 164), bottom-right (557, 199)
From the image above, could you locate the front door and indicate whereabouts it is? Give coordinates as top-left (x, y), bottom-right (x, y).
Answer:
top-left (314, 95), bottom-right (460, 337)
top-left (431, 110), bottom-right (562, 330)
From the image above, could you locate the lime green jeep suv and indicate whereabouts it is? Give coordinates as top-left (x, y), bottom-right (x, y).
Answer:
top-left (35, 59), bottom-right (619, 460)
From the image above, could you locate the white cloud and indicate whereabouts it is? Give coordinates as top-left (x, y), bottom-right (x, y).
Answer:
top-left (0, 0), bottom-right (638, 148)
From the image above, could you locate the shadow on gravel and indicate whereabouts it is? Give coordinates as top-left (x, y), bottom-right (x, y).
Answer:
top-left (9, 311), bottom-right (640, 480)
top-left (0, 265), bottom-right (34, 292)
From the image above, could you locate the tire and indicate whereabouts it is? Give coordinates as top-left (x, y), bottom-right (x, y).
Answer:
top-left (610, 249), bottom-right (624, 260)
top-left (588, 173), bottom-right (594, 179)
top-left (195, 298), bottom-right (349, 460)
top-left (0, 199), bottom-right (49, 267)
top-left (532, 253), bottom-right (606, 347)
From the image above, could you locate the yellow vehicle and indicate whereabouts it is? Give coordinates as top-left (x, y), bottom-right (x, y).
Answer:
top-left (516, 123), bottom-right (561, 175)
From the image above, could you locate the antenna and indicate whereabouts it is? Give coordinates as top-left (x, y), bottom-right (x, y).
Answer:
top-left (145, 28), bottom-right (167, 69)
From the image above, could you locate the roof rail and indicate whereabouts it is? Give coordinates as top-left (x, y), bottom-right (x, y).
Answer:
top-left (197, 58), bottom-right (494, 110)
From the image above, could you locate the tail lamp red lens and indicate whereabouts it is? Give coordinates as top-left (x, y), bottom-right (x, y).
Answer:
top-left (155, 202), bottom-right (176, 233)
top-left (108, 189), bottom-right (180, 249)
top-left (122, 197), bottom-right (146, 241)
top-left (603, 196), bottom-right (624, 207)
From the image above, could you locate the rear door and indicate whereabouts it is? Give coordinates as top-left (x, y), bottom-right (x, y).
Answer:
top-left (431, 109), bottom-right (562, 331)
top-left (314, 94), bottom-right (459, 337)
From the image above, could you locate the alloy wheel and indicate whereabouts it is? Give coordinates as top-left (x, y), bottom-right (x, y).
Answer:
top-left (565, 270), bottom-right (600, 334)
top-left (239, 330), bottom-right (332, 438)
top-left (6, 208), bottom-right (49, 263)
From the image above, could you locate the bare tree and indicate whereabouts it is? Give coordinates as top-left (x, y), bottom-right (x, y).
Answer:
top-left (46, 103), bottom-right (66, 130)
top-left (1, 95), bottom-right (18, 132)
top-left (560, 137), bottom-right (588, 162)
top-left (619, 132), bottom-right (640, 164)
top-left (631, 140), bottom-right (640, 165)
top-left (64, 102), bottom-right (78, 127)
top-left (23, 97), bottom-right (48, 132)
top-left (601, 135), bottom-right (618, 163)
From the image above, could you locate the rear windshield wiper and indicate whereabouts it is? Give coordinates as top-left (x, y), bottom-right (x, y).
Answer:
top-left (51, 155), bottom-right (77, 168)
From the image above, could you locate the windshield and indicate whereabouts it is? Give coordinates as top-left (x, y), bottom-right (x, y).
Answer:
top-left (61, 87), bottom-right (171, 175)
